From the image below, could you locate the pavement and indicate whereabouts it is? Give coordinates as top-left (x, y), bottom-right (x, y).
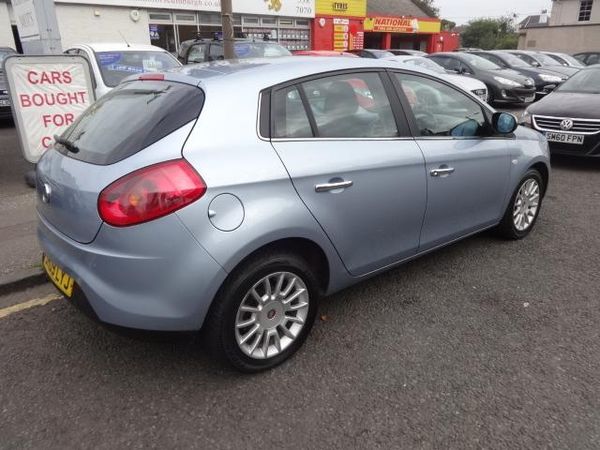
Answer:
top-left (0, 119), bottom-right (40, 287)
top-left (1, 118), bottom-right (600, 447)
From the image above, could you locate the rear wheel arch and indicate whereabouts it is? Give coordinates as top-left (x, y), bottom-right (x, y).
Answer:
top-left (218, 237), bottom-right (330, 298)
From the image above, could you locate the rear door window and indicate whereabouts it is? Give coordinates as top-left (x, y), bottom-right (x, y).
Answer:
top-left (300, 72), bottom-right (398, 138)
top-left (58, 80), bottom-right (204, 165)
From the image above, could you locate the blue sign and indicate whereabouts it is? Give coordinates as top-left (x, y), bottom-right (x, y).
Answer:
top-left (97, 52), bottom-right (122, 66)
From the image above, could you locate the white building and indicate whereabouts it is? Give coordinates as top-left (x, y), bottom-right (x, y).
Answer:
top-left (0, 0), bottom-right (314, 53)
top-left (518, 0), bottom-right (600, 52)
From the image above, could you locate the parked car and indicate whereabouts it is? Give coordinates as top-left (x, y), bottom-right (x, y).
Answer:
top-left (37, 57), bottom-right (549, 372)
top-left (177, 38), bottom-right (291, 64)
top-left (64, 43), bottom-right (181, 99)
top-left (385, 55), bottom-right (488, 102)
top-left (388, 49), bottom-right (427, 56)
top-left (541, 51), bottom-right (585, 68)
top-left (521, 66), bottom-right (600, 157)
top-left (293, 50), bottom-right (358, 57)
top-left (347, 49), bottom-right (395, 58)
top-left (507, 50), bottom-right (579, 78)
top-left (428, 52), bottom-right (536, 104)
top-left (573, 51), bottom-right (600, 66)
top-left (468, 50), bottom-right (566, 98)
top-left (0, 47), bottom-right (17, 120)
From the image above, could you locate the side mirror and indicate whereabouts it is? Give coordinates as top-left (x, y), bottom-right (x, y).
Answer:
top-left (493, 112), bottom-right (518, 134)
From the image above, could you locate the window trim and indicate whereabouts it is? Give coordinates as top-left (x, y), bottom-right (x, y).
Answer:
top-left (578, 0), bottom-right (593, 22)
top-left (387, 69), bottom-right (512, 141)
top-left (260, 68), bottom-right (412, 141)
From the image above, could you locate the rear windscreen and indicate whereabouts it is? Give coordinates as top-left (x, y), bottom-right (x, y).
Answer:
top-left (95, 51), bottom-right (181, 87)
top-left (58, 80), bottom-right (204, 165)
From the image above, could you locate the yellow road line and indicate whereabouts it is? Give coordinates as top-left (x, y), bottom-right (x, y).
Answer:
top-left (0, 294), bottom-right (62, 319)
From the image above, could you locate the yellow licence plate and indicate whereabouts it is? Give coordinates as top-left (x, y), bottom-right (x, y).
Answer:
top-left (43, 255), bottom-right (75, 298)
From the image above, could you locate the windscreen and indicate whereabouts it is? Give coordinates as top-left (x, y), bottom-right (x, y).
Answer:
top-left (372, 50), bottom-right (395, 58)
top-left (58, 80), bottom-right (204, 165)
top-left (404, 57), bottom-right (446, 74)
top-left (533, 52), bottom-right (561, 66)
top-left (553, 53), bottom-right (584, 67)
top-left (95, 51), bottom-right (181, 87)
top-left (459, 53), bottom-right (501, 70)
top-left (513, 53), bottom-right (537, 66)
top-left (556, 69), bottom-right (600, 93)
top-left (496, 52), bottom-right (529, 67)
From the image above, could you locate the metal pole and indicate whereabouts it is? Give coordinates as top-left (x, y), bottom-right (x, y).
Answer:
top-left (220, 0), bottom-right (235, 59)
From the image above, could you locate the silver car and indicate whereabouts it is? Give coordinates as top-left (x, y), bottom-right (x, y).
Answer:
top-left (37, 57), bottom-right (550, 372)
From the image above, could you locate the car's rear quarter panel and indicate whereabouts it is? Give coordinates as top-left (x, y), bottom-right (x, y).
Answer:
top-left (178, 77), bottom-right (353, 295)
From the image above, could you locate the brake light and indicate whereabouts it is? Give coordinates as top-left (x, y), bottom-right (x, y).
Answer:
top-left (138, 73), bottom-right (165, 81)
top-left (98, 159), bottom-right (206, 227)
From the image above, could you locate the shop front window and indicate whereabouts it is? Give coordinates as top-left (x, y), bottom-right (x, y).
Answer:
top-left (149, 24), bottom-right (177, 53)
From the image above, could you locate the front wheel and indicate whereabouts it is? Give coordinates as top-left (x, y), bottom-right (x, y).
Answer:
top-left (497, 169), bottom-right (544, 239)
top-left (203, 252), bottom-right (320, 372)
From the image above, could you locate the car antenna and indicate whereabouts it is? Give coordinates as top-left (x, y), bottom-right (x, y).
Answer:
top-left (118, 30), bottom-right (131, 48)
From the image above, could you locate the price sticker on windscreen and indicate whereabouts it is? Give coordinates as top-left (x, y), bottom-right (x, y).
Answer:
top-left (3, 55), bottom-right (95, 163)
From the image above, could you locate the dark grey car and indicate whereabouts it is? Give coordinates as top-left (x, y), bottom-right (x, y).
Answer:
top-left (177, 39), bottom-right (291, 64)
top-left (0, 47), bottom-right (16, 120)
top-left (469, 50), bottom-right (566, 98)
top-left (428, 52), bottom-right (536, 104)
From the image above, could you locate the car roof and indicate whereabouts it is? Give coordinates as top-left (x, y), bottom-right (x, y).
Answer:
top-left (73, 43), bottom-right (170, 52)
top-left (170, 56), bottom-right (407, 91)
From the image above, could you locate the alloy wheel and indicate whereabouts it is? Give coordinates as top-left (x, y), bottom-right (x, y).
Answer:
top-left (513, 178), bottom-right (540, 231)
top-left (235, 272), bottom-right (309, 360)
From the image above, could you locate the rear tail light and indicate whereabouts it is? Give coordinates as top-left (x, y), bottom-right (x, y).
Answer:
top-left (98, 159), bottom-right (206, 227)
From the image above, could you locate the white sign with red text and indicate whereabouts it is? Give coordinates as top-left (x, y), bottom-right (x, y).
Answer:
top-left (3, 55), bottom-right (95, 163)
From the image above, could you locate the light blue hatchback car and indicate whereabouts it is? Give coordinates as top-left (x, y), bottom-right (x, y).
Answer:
top-left (37, 57), bottom-right (550, 371)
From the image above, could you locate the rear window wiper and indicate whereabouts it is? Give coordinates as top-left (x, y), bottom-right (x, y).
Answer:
top-left (54, 135), bottom-right (80, 154)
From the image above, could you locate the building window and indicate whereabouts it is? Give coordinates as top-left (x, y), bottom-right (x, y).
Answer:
top-left (148, 12), bottom-right (172, 22)
top-left (578, 0), bottom-right (593, 21)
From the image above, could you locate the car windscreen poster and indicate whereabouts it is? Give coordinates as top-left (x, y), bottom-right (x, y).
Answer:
top-left (3, 55), bottom-right (95, 163)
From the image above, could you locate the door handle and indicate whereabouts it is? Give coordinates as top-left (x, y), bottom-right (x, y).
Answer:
top-left (430, 167), bottom-right (455, 177)
top-left (315, 180), bottom-right (353, 192)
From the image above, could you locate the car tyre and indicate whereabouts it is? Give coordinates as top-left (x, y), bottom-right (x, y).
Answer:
top-left (203, 251), bottom-right (320, 372)
top-left (497, 169), bottom-right (544, 240)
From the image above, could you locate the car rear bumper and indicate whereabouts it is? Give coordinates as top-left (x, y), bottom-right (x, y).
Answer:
top-left (38, 212), bottom-right (228, 331)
